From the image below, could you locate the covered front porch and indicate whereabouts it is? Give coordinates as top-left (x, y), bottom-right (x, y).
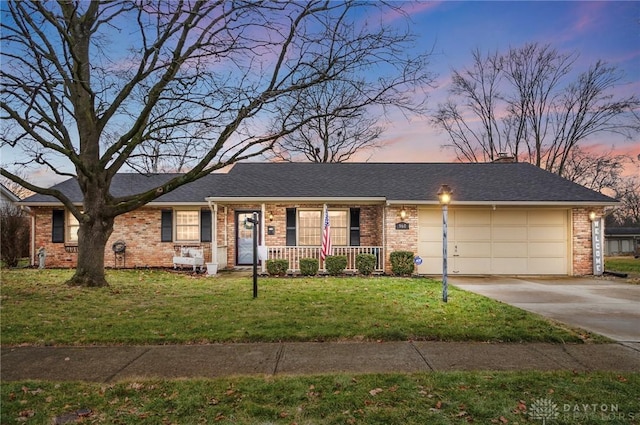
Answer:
top-left (206, 199), bottom-right (390, 274)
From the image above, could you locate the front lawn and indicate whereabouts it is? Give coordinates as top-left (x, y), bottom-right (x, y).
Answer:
top-left (1, 269), bottom-right (604, 345)
top-left (3, 372), bottom-right (638, 424)
top-left (606, 256), bottom-right (640, 273)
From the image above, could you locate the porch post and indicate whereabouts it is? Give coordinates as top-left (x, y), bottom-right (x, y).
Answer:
top-left (207, 200), bottom-right (218, 265)
top-left (261, 203), bottom-right (266, 273)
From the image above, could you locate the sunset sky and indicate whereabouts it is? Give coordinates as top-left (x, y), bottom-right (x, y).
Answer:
top-left (352, 1), bottom-right (639, 165)
top-left (1, 1), bottom-right (638, 187)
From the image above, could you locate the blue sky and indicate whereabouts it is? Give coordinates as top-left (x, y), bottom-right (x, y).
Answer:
top-left (353, 1), bottom-right (639, 164)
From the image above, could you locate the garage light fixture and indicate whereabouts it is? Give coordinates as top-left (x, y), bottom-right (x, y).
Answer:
top-left (400, 206), bottom-right (407, 220)
top-left (437, 184), bottom-right (453, 303)
top-left (589, 211), bottom-right (597, 221)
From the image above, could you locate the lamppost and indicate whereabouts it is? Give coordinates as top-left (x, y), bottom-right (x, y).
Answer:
top-left (437, 184), bottom-right (452, 302)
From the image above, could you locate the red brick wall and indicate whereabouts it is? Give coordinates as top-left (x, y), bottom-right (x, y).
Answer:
top-left (572, 207), bottom-right (604, 276)
top-left (384, 205), bottom-right (418, 274)
top-left (32, 207), bottom-right (211, 268)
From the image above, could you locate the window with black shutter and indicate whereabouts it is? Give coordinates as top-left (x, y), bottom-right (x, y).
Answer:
top-left (286, 208), bottom-right (296, 246)
top-left (200, 209), bottom-right (212, 242)
top-left (161, 210), bottom-right (173, 242)
top-left (52, 209), bottom-right (65, 243)
top-left (350, 208), bottom-right (360, 246)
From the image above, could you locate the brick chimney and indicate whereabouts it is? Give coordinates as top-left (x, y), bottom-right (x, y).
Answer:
top-left (493, 153), bottom-right (516, 163)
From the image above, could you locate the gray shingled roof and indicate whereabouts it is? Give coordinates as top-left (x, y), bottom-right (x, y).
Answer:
top-left (210, 162), bottom-right (617, 203)
top-left (21, 162), bottom-right (618, 205)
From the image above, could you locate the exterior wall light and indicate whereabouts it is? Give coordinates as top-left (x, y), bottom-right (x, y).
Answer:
top-left (437, 184), bottom-right (453, 303)
top-left (589, 211), bottom-right (597, 221)
top-left (400, 207), bottom-right (407, 220)
top-left (269, 212), bottom-right (274, 222)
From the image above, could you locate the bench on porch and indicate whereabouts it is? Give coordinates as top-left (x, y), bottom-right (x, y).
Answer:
top-left (173, 247), bottom-right (205, 271)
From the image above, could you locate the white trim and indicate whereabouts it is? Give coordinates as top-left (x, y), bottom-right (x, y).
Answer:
top-left (388, 200), bottom-right (619, 207)
top-left (205, 197), bottom-right (386, 204)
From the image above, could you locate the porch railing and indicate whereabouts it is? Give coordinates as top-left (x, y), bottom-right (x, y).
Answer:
top-left (266, 246), bottom-right (384, 272)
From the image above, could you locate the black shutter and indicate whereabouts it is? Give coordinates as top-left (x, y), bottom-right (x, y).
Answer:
top-left (201, 210), bottom-right (212, 242)
top-left (52, 209), bottom-right (65, 243)
top-left (286, 208), bottom-right (296, 246)
top-left (350, 208), bottom-right (360, 246)
top-left (161, 210), bottom-right (173, 242)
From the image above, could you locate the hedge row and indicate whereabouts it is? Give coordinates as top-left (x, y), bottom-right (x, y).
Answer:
top-left (265, 251), bottom-right (415, 276)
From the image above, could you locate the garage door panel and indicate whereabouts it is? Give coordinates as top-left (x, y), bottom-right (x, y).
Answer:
top-left (529, 242), bottom-right (565, 257)
top-left (493, 210), bottom-right (527, 224)
top-left (457, 242), bottom-right (491, 257)
top-left (453, 258), bottom-right (491, 274)
top-left (456, 226), bottom-right (491, 240)
top-left (418, 209), bottom-right (441, 225)
top-left (492, 258), bottom-right (527, 274)
top-left (417, 258), bottom-right (441, 275)
top-left (456, 210), bottom-right (490, 224)
top-left (528, 226), bottom-right (566, 241)
top-left (493, 227), bottom-right (527, 240)
top-left (528, 258), bottom-right (566, 274)
top-left (418, 226), bottom-right (440, 243)
top-left (492, 242), bottom-right (527, 257)
top-left (529, 210), bottom-right (566, 225)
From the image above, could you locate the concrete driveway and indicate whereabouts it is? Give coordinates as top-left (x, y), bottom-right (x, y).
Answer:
top-left (449, 276), bottom-right (640, 347)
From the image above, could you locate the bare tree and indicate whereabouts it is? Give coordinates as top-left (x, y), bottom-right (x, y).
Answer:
top-left (433, 43), bottom-right (640, 178)
top-left (561, 147), bottom-right (630, 193)
top-left (1, 0), bottom-right (422, 286)
top-left (273, 46), bottom-right (433, 162)
top-left (273, 78), bottom-right (386, 162)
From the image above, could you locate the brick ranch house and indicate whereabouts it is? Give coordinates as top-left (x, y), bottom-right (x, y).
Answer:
top-left (21, 162), bottom-right (618, 276)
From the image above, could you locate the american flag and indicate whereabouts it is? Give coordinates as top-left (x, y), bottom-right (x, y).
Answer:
top-left (320, 206), bottom-right (332, 260)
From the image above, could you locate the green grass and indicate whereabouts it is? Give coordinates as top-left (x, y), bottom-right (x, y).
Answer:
top-left (1, 269), bottom-right (605, 346)
top-left (606, 256), bottom-right (640, 273)
top-left (2, 372), bottom-right (638, 424)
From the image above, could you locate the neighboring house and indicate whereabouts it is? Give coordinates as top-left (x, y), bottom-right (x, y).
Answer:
top-left (20, 162), bottom-right (618, 276)
top-left (0, 183), bottom-right (20, 207)
top-left (605, 227), bottom-right (640, 257)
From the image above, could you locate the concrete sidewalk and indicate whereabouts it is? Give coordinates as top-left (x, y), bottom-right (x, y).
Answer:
top-left (2, 341), bottom-right (639, 382)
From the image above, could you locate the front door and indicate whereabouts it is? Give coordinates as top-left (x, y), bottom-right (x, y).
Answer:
top-left (236, 211), bottom-right (261, 265)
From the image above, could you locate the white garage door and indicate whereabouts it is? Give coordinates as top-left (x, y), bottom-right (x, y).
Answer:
top-left (417, 208), bottom-right (569, 275)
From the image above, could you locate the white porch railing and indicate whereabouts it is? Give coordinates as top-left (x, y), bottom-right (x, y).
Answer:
top-left (266, 246), bottom-right (384, 272)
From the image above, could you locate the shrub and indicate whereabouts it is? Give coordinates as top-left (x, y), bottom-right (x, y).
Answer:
top-left (355, 253), bottom-right (376, 276)
top-left (324, 255), bottom-right (347, 276)
top-left (390, 251), bottom-right (414, 276)
top-left (266, 259), bottom-right (288, 276)
top-left (0, 204), bottom-right (30, 268)
top-left (299, 258), bottom-right (319, 276)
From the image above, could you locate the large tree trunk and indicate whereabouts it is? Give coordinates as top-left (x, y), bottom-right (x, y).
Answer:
top-left (66, 210), bottom-right (114, 288)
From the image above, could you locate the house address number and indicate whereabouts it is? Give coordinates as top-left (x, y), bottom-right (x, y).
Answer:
top-left (395, 222), bottom-right (409, 230)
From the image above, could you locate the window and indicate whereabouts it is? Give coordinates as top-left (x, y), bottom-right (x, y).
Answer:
top-left (175, 210), bottom-right (200, 241)
top-left (67, 211), bottom-right (80, 243)
top-left (329, 210), bottom-right (348, 245)
top-left (298, 210), bottom-right (321, 245)
top-left (297, 209), bottom-right (348, 246)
